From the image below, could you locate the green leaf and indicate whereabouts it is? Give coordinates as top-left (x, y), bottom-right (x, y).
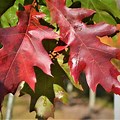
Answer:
top-left (20, 66), bottom-right (55, 112)
top-left (40, 5), bottom-right (51, 22)
top-left (0, 0), bottom-right (24, 28)
top-left (54, 84), bottom-right (69, 104)
top-left (66, 0), bottom-right (73, 7)
top-left (20, 60), bottom-right (68, 118)
top-left (78, 0), bottom-right (120, 25)
top-left (35, 96), bottom-right (54, 119)
top-left (0, 0), bottom-right (15, 17)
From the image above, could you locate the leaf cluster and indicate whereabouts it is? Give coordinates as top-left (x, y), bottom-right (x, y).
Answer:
top-left (0, 0), bottom-right (120, 119)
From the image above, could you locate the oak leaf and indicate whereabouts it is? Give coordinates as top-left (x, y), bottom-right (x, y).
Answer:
top-left (0, 5), bottom-right (58, 109)
top-left (47, 0), bottom-right (120, 94)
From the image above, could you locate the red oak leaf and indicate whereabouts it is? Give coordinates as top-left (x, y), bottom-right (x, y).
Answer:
top-left (0, 5), bottom-right (58, 109)
top-left (46, 0), bottom-right (120, 94)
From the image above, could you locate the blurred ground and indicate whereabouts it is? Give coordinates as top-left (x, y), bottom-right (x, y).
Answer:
top-left (0, 93), bottom-right (113, 120)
